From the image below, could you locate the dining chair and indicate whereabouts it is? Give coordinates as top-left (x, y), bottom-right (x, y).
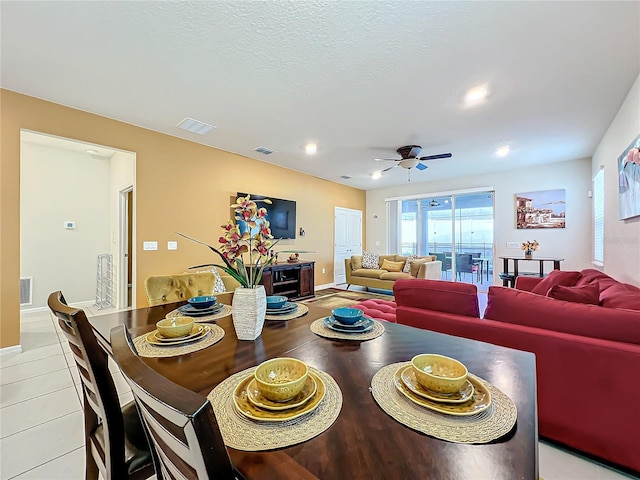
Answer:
top-left (47, 291), bottom-right (156, 480)
top-left (144, 272), bottom-right (217, 306)
top-left (455, 253), bottom-right (479, 282)
top-left (111, 325), bottom-right (319, 480)
top-left (434, 253), bottom-right (452, 280)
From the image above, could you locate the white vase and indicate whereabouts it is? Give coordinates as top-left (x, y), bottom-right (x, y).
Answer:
top-left (231, 285), bottom-right (267, 340)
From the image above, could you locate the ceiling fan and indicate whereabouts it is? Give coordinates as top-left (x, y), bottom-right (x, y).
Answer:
top-left (375, 145), bottom-right (452, 181)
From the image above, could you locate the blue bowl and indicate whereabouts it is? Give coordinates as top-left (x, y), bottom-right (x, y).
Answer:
top-left (187, 295), bottom-right (217, 309)
top-left (331, 307), bottom-right (364, 325)
top-left (266, 295), bottom-right (288, 309)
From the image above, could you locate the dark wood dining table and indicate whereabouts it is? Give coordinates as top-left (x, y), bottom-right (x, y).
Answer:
top-left (90, 293), bottom-right (538, 480)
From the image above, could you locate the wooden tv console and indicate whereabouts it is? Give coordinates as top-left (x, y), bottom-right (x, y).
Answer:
top-left (258, 261), bottom-right (315, 300)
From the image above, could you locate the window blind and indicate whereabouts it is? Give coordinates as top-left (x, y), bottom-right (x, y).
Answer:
top-left (593, 169), bottom-right (604, 265)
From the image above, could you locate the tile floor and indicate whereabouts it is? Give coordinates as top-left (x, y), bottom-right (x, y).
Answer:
top-left (1, 307), bottom-right (637, 480)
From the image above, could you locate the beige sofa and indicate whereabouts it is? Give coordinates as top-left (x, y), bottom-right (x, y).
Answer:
top-left (344, 254), bottom-right (442, 291)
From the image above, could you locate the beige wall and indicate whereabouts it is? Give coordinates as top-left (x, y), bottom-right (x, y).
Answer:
top-left (366, 157), bottom-right (594, 280)
top-left (0, 89), bottom-right (366, 348)
top-left (591, 73), bottom-right (640, 285)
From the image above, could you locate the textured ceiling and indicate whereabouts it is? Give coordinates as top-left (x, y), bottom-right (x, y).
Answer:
top-left (2, 1), bottom-right (639, 190)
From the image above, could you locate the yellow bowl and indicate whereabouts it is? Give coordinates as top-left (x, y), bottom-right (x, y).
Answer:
top-left (411, 354), bottom-right (468, 395)
top-left (156, 316), bottom-right (195, 338)
top-left (254, 357), bottom-right (309, 402)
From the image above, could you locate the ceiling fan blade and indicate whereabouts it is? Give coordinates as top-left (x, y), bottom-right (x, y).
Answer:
top-left (417, 152), bottom-right (452, 161)
top-left (374, 157), bottom-right (401, 162)
top-left (415, 162), bottom-right (428, 171)
top-left (381, 165), bottom-right (397, 173)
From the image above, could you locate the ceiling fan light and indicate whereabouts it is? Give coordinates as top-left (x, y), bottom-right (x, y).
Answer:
top-left (399, 159), bottom-right (419, 169)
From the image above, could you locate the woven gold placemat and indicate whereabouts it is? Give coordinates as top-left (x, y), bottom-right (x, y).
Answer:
top-left (310, 317), bottom-right (385, 341)
top-left (133, 324), bottom-right (225, 358)
top-left (207, 366), bottom-right (342, 451)
top-left (265, 303), bottom-right (309, 321)
top-left (166, 304), bottom-right (232, 322)
top-left (371, 362), bottom-right (517, 444)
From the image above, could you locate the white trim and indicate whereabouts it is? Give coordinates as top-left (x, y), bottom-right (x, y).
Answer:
top-left (315, 282), bottom-right (336, 290)
top-left (20, 299), bottom-right (94, 314)
top-left (19, 306), bottom-right (50, 313)
top-left (0, 345), bottom-right (23, 357)
top-left (385, 186), bottom-right (494, 202)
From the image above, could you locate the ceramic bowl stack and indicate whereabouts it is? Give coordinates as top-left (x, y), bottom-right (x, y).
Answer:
top-left (178, 296), bottom-right (225, 317)
top-left (146, 316), bottom-right (211, 346)
top-left (323, 307), bottom-right (374, 333)
top-left (232, 357), bottom-right (326, 422)
top-left (393, 354), bottom-right (492, 416)
top-left (265, 295), bottom-right (298, 317)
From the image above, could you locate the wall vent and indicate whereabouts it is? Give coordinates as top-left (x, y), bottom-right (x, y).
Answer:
top-left (254, 146), bottom-right (275, 155)
top-left (340, 175), bottom-right (352, 179)
top-left (20, 277), bottom-right (33, 306)
top-left (176, 117), bottom-right (216, 135)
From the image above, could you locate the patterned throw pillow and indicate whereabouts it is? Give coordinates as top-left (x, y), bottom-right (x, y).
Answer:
top-left (381, 259), bottom-right (405, 272)
top-left (402, 255), bottom-right (420, 273)
top-left (211, 267), bottom-right (226, 293)
top-left (362, 251), bottom-right (380, 269)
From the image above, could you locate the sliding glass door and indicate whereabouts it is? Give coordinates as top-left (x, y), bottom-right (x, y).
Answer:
top-left (389, 191), bottom-right (494, 284)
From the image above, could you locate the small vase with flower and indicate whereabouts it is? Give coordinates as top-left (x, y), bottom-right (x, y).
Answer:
top-left (521, 240), bottom-right (539, 260)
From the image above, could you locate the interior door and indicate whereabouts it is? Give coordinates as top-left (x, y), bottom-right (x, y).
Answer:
top-left (334, 207), bottom-right (362, 284)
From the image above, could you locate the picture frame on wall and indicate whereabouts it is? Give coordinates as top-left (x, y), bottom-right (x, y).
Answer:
top-left (618, 133), bottom-right (640, 220)
top-left (516, 189), bottom-right (566, 229)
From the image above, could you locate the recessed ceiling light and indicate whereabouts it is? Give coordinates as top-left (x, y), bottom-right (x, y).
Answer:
top-left (86, 149), bottom-right (98, 155)
top-left (372, 171), bottom-right (382, 180)
top-left (305, 143), bottom-right (317, 155)
top-left (464, 84), bottom-right (489, 108)
top-left (496, 145), bottom-right (511, 157)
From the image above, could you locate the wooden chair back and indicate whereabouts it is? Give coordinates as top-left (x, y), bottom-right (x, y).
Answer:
top-left (111, 325), bottom-right (237, 480)
top-left (47, 291), bottom-right (152, 480)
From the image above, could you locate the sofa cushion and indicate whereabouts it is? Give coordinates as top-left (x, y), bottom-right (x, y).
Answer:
top-left (531, 270), bottom-right (582, 295)
top-left (402, 255), bottom-right (420, 273)
top-left (599, 283), bottom-right (640, 311)
top-left (394, 279), bottom-right (479, 317)
top-left (485, 286), bottom-right (640, 345)
top-left (409, 258), bottom-right (432, 277)
top-left (381, 259), bottom-right (405, 272)
top-left (546, 284), bottom-right (600, 305)
top-left (362, 251), bottom-right (380, 269)
top-left (380, 272), bottom-right (412, 281)
top-left (351, 255), bottom-right (363, 270)
top-left (575, 269), bottom-right (615, 288)
top-left (353, 299), bottom-right (397, 322)
top-left (352, 268), bottom-right (387, 279)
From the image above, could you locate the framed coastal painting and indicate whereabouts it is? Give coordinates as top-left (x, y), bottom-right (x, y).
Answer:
top-left (516, 189), bottom-right (566, 229)
top-left (618, 133), bottom-right (640, 220)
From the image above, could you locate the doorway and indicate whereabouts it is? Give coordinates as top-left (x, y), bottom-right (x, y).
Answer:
top-left (393, 191), bottom-right (494, 288)
top-left (334, 207), bottom-right (362, 285)
top-left (120, 188), bottom-right (134, 308)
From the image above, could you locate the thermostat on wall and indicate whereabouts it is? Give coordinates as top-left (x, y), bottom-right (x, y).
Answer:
top-left (64, 221), bottom-right (76, 230)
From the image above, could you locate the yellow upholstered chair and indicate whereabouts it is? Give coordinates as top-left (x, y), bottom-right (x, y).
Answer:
top-left (144, 272), bottom-right (217, 306)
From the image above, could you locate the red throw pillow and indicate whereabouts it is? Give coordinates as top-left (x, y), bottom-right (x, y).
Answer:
top-left (546, 284), bottom-right (600, 305)
top-left (531, 270), bottom-right (582, 296)
top-left (598, 283), bottom-right (640, 311)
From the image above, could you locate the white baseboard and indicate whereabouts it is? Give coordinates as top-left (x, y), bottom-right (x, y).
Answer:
top-left (21, 299), bottom-right (94, 314)
top-left (315, 282), bottom-right (336, 290)
top-left (0, 345), bottom-right (22, 357)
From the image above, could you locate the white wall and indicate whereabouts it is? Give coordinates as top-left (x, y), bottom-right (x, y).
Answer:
top-left (366, 158), bottom-right (592, 283)
top-left (20, 142), bottom-right (111, 307)
top-left (591, 73), bottom-right (640, 286)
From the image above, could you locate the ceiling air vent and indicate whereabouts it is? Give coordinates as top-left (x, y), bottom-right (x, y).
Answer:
top-left (254, 146), bottom-right (275, 155)
top-left (176, 118), bottom-right (216, 135)
top-left (340, 175), bottom-right (352, 179)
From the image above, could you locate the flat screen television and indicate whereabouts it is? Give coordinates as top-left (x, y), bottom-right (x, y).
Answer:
top-left (236, 193), bottom-right (297, 239)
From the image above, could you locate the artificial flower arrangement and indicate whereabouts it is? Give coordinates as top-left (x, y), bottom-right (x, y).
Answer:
top-left (178, 194), bottom-right (279, 288)
top-left (521, 240), bottom-right (539, 253)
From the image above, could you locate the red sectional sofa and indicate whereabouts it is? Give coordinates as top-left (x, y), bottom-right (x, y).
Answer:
top-left (393, 270), bottom-right (640, 475)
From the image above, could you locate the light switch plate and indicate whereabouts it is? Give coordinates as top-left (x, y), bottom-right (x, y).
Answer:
top-left (506, 242), bottom-right (520, 249)
top-left (167, 241), bottom-right (178, 250)
top-left (143, 241), bottom-right (158, 251)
